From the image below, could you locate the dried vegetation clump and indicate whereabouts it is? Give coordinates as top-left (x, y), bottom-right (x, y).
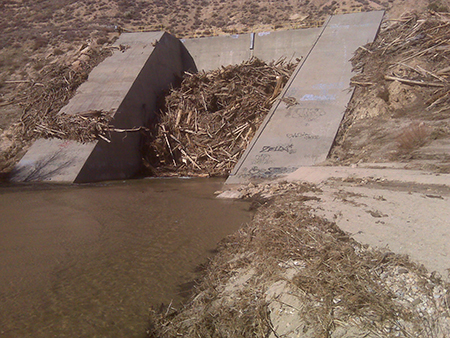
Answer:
top-left (144, 58), bottom-right (298, 177)
top-left (148, 182), bottom-right (450, 338)
top-left (331, 11), bottom-right (450, 168)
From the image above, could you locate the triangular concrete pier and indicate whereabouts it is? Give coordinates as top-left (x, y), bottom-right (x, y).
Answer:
top-left (13, 32), bottom-right (196, 183)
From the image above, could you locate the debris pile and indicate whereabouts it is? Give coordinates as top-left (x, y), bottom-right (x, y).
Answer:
top-left (350, 11), bottom-right (450, 102)
top-left (18, 109), bottom-right (114, 143)
top-left (148, 182), bottom-right (450, 338)
top-left (145, 58), bottom-right (298, 177)
top-left (17, 47), bottom-right (114, 143)
top-left (0, 47), bottom-right (112, 174)
top-left (331, 11), bottom-right (450, 167)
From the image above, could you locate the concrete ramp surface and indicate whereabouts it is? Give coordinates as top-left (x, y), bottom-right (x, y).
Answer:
top-left (12, 32), bottom-right (196, 183)
top-left (226, 11), bottom-right (384, 185)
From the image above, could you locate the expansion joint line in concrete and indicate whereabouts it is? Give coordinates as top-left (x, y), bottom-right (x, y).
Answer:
top-left (231, 15), bottom-right (332, 173)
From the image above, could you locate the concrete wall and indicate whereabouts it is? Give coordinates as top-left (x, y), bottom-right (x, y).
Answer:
top-left (12, 13), bottom-right (383, 184)
top-left (182, 28), bottom-right (322, 72)
top-left (182, 34), bottom-right (252, 72)
top-left (75, 32), bottom-right (197, 183)
top-left (253, 28), bottom-right (322, 63)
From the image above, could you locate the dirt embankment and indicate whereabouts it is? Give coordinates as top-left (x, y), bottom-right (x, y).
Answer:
top-left (330, 11), bottom-right (450, 173)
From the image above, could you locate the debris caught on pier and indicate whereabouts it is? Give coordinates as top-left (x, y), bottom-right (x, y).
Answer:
top-left (144, 57), bottom-right (299, 177)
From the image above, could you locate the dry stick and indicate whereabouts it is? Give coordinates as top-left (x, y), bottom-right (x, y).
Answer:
top-left (186, 110), bottom-right (193, 125)
top-left (161, 125), bottom-right (177, 166)
top-left (436, 66), bottom-right (450, 75)
top-left (416, 65), bottom-right (447, 82)
top-left (0, 101), bottom-right (16, 107)
top-left (398, 40), bottom-right (446, 64)
top-left (427, 91), bottom-right (450, 110)
top-left (175, 109), bottom-right (182, 127)
top-left (111, 126), bottom-right (149, 133)
top-left (169, 134), bottom-right (182, 144)
top-left (350, 80), bottom-right (374, 87)
top-left (180, 148), bottom-right (201, 169)
top-left (396, 62), bottom-right (447, 83)
top-left (194, 108), bottom-right (198, 132)
top-left (5, 80), bottom-right (31, 84)
top-left (98, 134), bottom-right (111, 143)
top-left (200, 92), bottom-right (208, 112)
top-left (384, 75), bottom-right (445, 87)
top-left (204, 150), bottom-right (220, 163)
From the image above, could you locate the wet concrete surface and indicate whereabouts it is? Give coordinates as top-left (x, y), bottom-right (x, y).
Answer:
top-left (0, 178), bottom-right (252, 337)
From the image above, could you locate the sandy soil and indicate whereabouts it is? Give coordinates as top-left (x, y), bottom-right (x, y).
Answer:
top-left (285, 166), bottom-right (450, 281)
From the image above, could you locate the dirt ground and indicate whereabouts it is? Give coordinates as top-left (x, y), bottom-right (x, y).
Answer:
top-left (283, 166), bottom-right (450, 281)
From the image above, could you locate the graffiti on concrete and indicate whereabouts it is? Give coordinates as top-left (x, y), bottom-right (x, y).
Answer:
top-left (238, 166), bottom-right (298, 179)
top-left (252, 153), bottom-right (272, 165)
top-left (260, 143), bottom-right (296, 154)
top-left (285, 107), bottom-right (326, 121)
top-left (286, 132), bottom-right (320, 140)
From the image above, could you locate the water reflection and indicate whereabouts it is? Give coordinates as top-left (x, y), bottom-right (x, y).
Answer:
top-left (0, 178), bottom-right (252, 337)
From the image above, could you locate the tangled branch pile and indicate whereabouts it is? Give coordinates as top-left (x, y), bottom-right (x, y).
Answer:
top-left (350, 11), bottom-right (450, 111)
top-left (0, 47), bottom-right (113, 174)
top-left (145, 57), bottom-right (298, 177)
top-left (17, 109), bottom-right (114, 143)
top-left (330, 11), bottom-right (450, 166)
top-left (16, 47), bottom-right (114, 143)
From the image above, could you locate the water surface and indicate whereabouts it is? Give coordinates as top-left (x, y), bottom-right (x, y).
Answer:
top-left (0, 178), bottom-right (251, 337)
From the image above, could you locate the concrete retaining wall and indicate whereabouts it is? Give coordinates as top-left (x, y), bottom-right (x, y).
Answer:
top-left (13, 12), bottom-right (384, 183)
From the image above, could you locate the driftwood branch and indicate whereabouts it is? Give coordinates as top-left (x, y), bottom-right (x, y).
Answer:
top-left (384, 75), bottom-right (445, 87)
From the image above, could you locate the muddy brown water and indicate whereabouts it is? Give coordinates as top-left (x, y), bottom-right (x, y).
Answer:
top-left (0, 178), bottom-right (252, 337)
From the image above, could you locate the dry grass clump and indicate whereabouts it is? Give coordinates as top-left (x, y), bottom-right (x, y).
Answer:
top-left (144, 58), bottom-right (298, 177)
top-left (148, 182), bottom-right (441, 338)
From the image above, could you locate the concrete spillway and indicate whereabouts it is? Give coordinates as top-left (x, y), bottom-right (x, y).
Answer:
top-left (12, 11), bottom-right (384, 183)
top-left (226, 11), bottom-right (384, 184)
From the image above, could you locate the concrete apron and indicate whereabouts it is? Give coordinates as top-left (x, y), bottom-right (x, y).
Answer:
top-left (226, 11), bottom-right (385, 185)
